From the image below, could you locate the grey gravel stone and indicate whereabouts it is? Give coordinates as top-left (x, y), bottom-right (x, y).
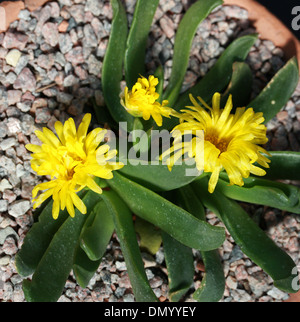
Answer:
top-left (0, 200), bottom-right (8, 212)
top-left (85, 0), bottom-right (103, 16)
top-left (267, 287), bottom-right (290, 300)
top-left (0, 179), bottom-right (13, 192)
top-left (58, 34), bottom-right (73, 54)
top-left (0, 256), bottom-right (11, 266)
top-left (0, 227), bottom-right (18, 245)
top-left (8, 200), bottom-right (31, 218)
top-left (0, 138), bottom-right (17, 151)
top-left (0, 123), bottom-right (8, 138)
top-left (13, 68), bottom-right (36, 93)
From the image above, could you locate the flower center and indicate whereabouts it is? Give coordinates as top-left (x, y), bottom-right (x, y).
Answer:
top-left (66, 167), bottom-right (75, 180)
top-left (205, 134), bottom-right (229, 154)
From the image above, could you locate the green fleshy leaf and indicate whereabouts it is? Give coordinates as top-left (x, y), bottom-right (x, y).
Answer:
top-left (22, 191), bottom-right (102, 302)
top-left (163, 0), bottom-right (223, 106)
top-left (73, 246), bottom-right (102, 289)
top-left (193, 178), bottom-right (298, 293)
top-left (80, 200), bottom-right (114, 261)
top-left (119, 160), bottom-right (201, 191)
top-left (217, 173), bottom-right (300, 210)
top-left (193, 250), bottom-right (225, 302)
top-left (220, 61), bottom-right (253, 108)
top-left (15, 201), bottom-right (68, 277)
top-left (178, 186), bottom-right (225, 302)
top-left (161, 231), bottom-right (194, 302)
top-left (131, 118), bottom-right (152, 153)
top-left (264, 151), bottom-right (300, 180)
top-left (154, 65), bottom-right (164, 103)
top-left (107, 172), bottom-right (225, 251)
top-left (101, 190), bottom-right (158, 302)
top-left (248, 57), bottom-right (299, 123)
top-left (135, 217), bottom-right (162, 255)
top-left (15, 191), bottom-right (86, 277)
top-left (124, 0), bottom-right (160, 88)
top-left (173, 34), bottom-right (258, 114)
top-left (102, 0), bottom-right (134, 130)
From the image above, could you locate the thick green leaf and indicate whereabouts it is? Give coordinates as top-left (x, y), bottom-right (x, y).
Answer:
top-left (154, 65), bottom-right (164, 103)
top-left (135, 217), bottom-right (162, 255)
top-left (174, 34), bottom-right (258, 109)
top-left (102, 0), bottom-right (134, 129)
top-left (15, 200), bottom-right (68, 277)
top-left (264, 151), bottom-right (300, 180)
top-left (101, 190), bottom-right (158, 302)
top-left (119, 160), bottom-right (200, 191)
top-left (131, 118), bottom-right (152, 153)
top-left (278, 195), bottom-right (300, 215)
top-left (32, 196), bottom-right (51, 222)
top-left (193, 178), bottom-right (298, 293)
top-left (161, 231), bottom-right (194, 302)
top-left (124, 0), bottom-right (160, 88)
top-left (80, 200), bottom-right (114, 261)
top-left (178, 186), bottom-right (225, 302)
top-left (220, 61), bottom-right (253, 108)
top-left (217, 173), bottom-right (300, 211)
top-left (178, 185), bottom-right (206, 221)
top-left (22, 191), bottom-right (102, 302)
top-left (248, 57), bottom-right (299, 123)
top-left (193, 250), bottom-right (225, 302)
top-left (73, 245), bottom-right (102, 289)
top-left (107, 172), bottom-right (225, 251)
top-left (163, 0), bottom-right (223, 106)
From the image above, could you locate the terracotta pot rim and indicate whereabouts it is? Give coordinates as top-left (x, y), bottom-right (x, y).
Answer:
top-left (223, 0), bottom-right (300, 74)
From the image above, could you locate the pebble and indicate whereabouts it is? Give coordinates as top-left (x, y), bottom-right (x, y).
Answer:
top-left (2, 32), bottom-right (28, 50)
top-left (7, 90), bottom-right (22, 105)
top-left (13, 68), bottom-right (36, 93)
top-left (83, 24), bottom-right (98, 48)
top-left (159, 16), bottom-right (175, 39)
top-left (67, 4), bottom-right (85, 23)
top-left (65, 47), bottom-right (85, 65)
top-left (42, 22), bottom-right (59, 47)
top-left (267, 287), bottom-right (289, 301)
top-left (7, 200), bottom-right (31, 218)
top-left (58, 33), bottom-right (73, 54)
top-left (0, 256), bottom-right (11, 266)
top-left (2, 237), bottom-right (18, 255)
top-left (87, 54), bottom-right (101, 76)
top-left (0, 227), bottom-right (18, 245)
top-left (5, 49), bottom-right (22, 67)
top-left (0, 137), bottom-right (17, 151)
top-left (85, 0), bottom-right (103, 16)
top-left (0, 179), bottom-right (13, 192)
top-left (115, 261), bottom-right (127, 272)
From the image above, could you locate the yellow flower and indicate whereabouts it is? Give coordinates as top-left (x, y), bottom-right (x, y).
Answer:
top-left (120, 75), bottom-right (176, 127)
top-left (162, 93), bottom-right (271, 193)
top-left (26, 114), bottom-right (123, 219)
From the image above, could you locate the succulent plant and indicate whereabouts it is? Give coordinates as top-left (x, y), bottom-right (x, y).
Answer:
top-left (16, 0), bottom-right (300, 302)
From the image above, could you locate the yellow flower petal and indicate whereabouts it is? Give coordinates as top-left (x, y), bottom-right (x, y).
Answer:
top-left (70, 192), bottom-right (87, 214)
top-left (86, 176), bottom-right (103, 194)
top-left (65, 194), bottom-right (75, 218)
top-left (120, 75), bottom-right (177, 127)
top-left (77, 113), bottom-right (91, 141)
top-left (27, 114), bottom-right (123, 219)
top-left (162, 93), bottom-right (270, 193)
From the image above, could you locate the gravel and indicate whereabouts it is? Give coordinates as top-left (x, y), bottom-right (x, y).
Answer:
top-left (0, 0), bottom-right (299, 302)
